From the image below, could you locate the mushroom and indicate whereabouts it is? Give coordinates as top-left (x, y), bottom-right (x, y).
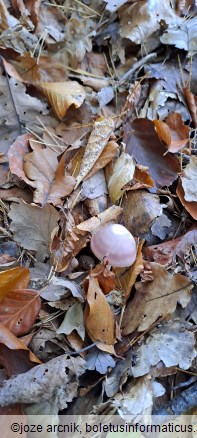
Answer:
top-left (90, 224), bottom-right (137, 267)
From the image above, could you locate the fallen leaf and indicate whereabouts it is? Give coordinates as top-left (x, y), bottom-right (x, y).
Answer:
top-left (86, 346), bottom-right (116, 374)
top-left (104, 0), bottom-right (128, 12)
top-left (84, 277), bottom-right (115, 349)
top-left (132, 321), bottom-right (196, 377)
top-left (84, 140), bottom-right (119, 180)
top-left (165, 112), bottom-right (190, 152)
top-left (160, 15), bottom-right (197, 56)
top-left (181, 156), bottom-right (197, 202)
top-left (0, 289), bottom-right (41, 336)
top-left (114, 241), bottom-right (144, 302)
top-left (125, 118), bottom-right (180, 188)
top-left (0, 323), bottom-right (41, 376)
top-left (37, 81), bottom-right (86, 120)
top-left (0, 266), bottom-right (30, 300)
top-left (0, 354), bottom-right (86, 407)
top-left (122, 262), bottom-right (193, 334)
top-left (9, 200), bottom-right (59, 261)
top-left (143, 236), bottom-right (182, 266)
top-left (183, 87), bottom-right (197, 128)
top-left (122, 190), bottom-right (162, 236)
top-left (107, 152), bottom-right (135, 204)
top-left (24, 145), bottom-right (76, 206)
top-left (176, 179), bottom-right (197, 220)
top-left (120, 0), bottom-right (181, 45)
top-left (8, 133), bottom-right (32, 185)
top-left (57, 302), bottom-right (85, 340)
top-left (151, 214), bottom-right (171, 240)
top-left (81, 169), bottom-right (108, 200)
top-left (113, 376), bottom-right (155, 422)
top-left (75, 118), bottom-right (114, 188)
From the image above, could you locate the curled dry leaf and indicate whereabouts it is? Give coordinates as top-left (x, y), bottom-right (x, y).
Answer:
top-left (37, 81), bottom-right (86, 120)
top-left (0, 289), bottom-right (41, 336)
top-left (143, 236), bottom-right (182, 266)
top-left (75, 118), bottom-right (114, 188)
top-left (84, 277), bottom-right (115, 349)
top-left (122, 262), bottom-right (193, 334)
top-left (176, 179), bottom-right (197, 220)
top-left (8, 133), bottom-right (32, 185)
top-left (183, 87), bottom-right (197, 128)
top-left (24, 145), bottom-right (75, 206)
top-left (107, 152), bottom-right (135, 204)
top-left (114, 240), bottom-right (144, 302)
top-left (153, 116), bottom-right (189, 152)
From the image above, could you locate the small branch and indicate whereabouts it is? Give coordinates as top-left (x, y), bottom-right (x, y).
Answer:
top-left (153, 382), bottom-right (197, 419)
top-left (117, 52), bottom-right (157, 86)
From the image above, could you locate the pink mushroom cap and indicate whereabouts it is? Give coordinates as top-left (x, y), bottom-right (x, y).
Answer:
top-left (90, 223), bottom-right (137, 267)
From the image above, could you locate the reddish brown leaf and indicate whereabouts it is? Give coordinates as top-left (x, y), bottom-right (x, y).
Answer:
top-left (0, 323), bottom-right (41, 376)
top-left (0, 289), bottom-right (41, 336)
top-left (165, 112), bottom-right (189, 152)
top-left (124, 118), bottom-right (180, 187)
top-left (153, 119), bottom-right (171, 146)
top-left (183, 87), bottom-right (197, 128)
top-left (0, 267), bottom-right (30, 301)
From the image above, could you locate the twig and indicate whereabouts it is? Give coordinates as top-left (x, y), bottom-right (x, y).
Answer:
top-left (152, 382), bottom-right (197, 418)
top-left (117, 52), bottom-right (157, 86)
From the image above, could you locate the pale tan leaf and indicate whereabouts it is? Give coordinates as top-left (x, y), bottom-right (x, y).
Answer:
top-left (37, 81), bottom-right (86, 120)
top-left (122, 262), bottom-right (193, 334)
top-left (181, 156), bottom-right (197, 202)
top-left (24, 144), bottom-right (75, 206)
top-left (75, 118), bottom-right (114, 188)
top-left (84, 140), bottom-right (119, 180)
top-left (107, 152), bottom-right (135, 203)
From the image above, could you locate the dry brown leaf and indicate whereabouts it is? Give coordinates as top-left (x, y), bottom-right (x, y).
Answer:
top-left (107, 152), bottom-right (135, 204)
top-left (122, 262), bottom-right (193, 334)
top-left (24, 145), bottom-right (75, 206)
top-left (176, 179), bottom-right (197, 220)
top-left (37, 81), bottom-right (86, 120)
top-left (122, 190), bottom-right (162, 236)
top-left (9, 200), bottom-right (59, 261)
top-left (0, 353), bottom-right (86, 407)
top-left (114, 241), bottom-right (144, 302)
top-left (125, 118), bottom-right (180, 188)
top-left (84, 140), bottom-right (119, 180)
top-left (84, 277), bottom-right (115, 348)
top-left (8, 133), bottom-right (32, 185)
top-left (0, 323), bottom-right (41, 373)
top-left (0, 289), bottom-right (41, 336)
top-left (183, 87), bottom-right (197, 127)
top-left (0, 267), bottom-right (30, 300)
top-left (153, 119), bottom-right (171, 146)
top-left (75, 118), bottom-right (114, 188)
top-left (130, 164), bottom-right (154, 190)
top-left (165, 112), bottom-right (190, 152)
top-left (143, 236), bottom-right (182, 266)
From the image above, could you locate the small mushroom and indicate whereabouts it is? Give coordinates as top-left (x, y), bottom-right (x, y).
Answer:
top-left (90, 223), bottom-right (137, 267)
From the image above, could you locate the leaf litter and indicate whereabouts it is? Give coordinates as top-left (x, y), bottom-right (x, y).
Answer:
top-left (0, 0), bottom-right (196, 422)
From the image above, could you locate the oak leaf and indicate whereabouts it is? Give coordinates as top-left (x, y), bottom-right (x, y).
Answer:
top-left (122, 262), bottom-right (193, 334)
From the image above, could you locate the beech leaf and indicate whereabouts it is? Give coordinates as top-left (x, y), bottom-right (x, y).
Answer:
top-left (37, 81), bottom-right (86, 120)
top-left (84, 277), bottom-right (115, 349)
top-left (0, 267), bottom-right (30, 300)
top-left (0, 289), bottom-right (41, 336)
